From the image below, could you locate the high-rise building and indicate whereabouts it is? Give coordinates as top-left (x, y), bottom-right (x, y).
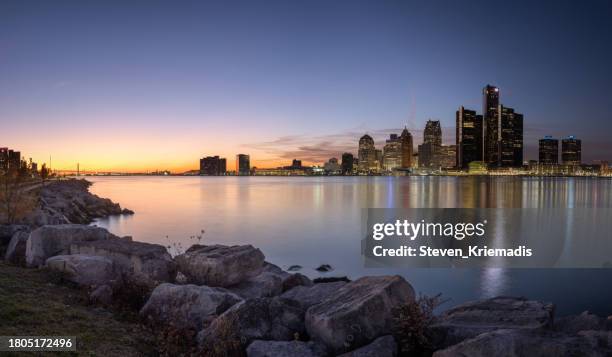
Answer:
top-left (8, 150), bottom-right (20, 171)
top-left (199, 156), bottom-right (226, 175)
top-left (383, 134), bottom-right (402, 171)
top-left (400, 127), bottom-right (413, 169)
top-left (483, 85), bottom-right (500, 164)
top-left (418, 120), bottom-right (442, 168)
top-left (424, 120), bottom-right (442, 147)
top-left (0, 147), bottom-right (8, 172)
top-left (562, 136), bottom-right (581, 165)
top-left (341, 153), bottom-right (354, 175)
top-left (358, 134), bottom-right (378, 173)
top-left (456, 106), bottom-right (483, 169)
top-left (539, 136), bottom-right (559, 164)
top-left (236, 154), bottom-right (250, 176)
top-left (435, 145), bottom-right (457, 169)
top-left (498, 105), bottom-right (523, 167)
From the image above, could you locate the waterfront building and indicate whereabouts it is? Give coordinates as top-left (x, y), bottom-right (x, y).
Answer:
top-left (400, 127), bottom-right (413, 169)
top-left (539, 136), bottom-right (559, 164)
top-left (383, 134), bottom-right (402, 171)
top-left (498, 105), bottom-right (523, 167)
top-left (435, 145), bottom-right (457, 169)
top-left (424, 120), bottom-right (442, 147)
top-left (456, 106), bottom-right (483, 169)
top-left (417, 142), bottom-right (435, 168)
top-left (252, 167), bottom-right (306, 176)
top-left (358, 134), bottom-right (379, 173)
top-left (341, 153), bottom-right (354, 175)
top-left (236, 154), bottom-right (250, 176)
top-left (323, 158), bottom-right (341, 174)
top-left (199, 156), bottom-right (226, 175)
top-left (468, 161), bottom-right (488, 174)
top-left (562, 136), bottom-right (581, 165)
top-left (483, 84), bottom-right (500, 164)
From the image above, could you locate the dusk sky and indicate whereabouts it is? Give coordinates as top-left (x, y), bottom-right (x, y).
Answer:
top-left (1, 0), bottom-right (611, 172)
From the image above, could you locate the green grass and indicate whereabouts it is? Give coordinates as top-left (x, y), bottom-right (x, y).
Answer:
top-left (0, 261), bottom-right (157, 356)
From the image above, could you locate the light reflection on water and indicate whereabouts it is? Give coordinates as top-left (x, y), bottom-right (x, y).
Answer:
top-left (89, 176), bottom-right (612, 315)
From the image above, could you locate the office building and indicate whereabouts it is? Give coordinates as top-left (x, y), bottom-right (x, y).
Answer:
top-left (383, 134), bottom-right (402, 171)
top-left (323, 158), bottom-right (341, 174)
top-left (539, 136), bottom-right (559, 164)
top-left (341, 152), bottom-right (354, 175)
top-left (236, 154), bottom-right (250, 176)
top-left (199, 156), bottom-right (226, 176)
top-left (424, 120), bottom-right (442, 147)
top-left (498, 105), bottom-right (523, 167)
top-left (400, 127), bottom-right (413, 169)
top-left (0, 147), bottom-right (8, 172)
top-left (562, 136), bottom-right (581, 165)
top-left (483, 84), bottom-right (500, 164)
top-left (456, 106), bottom-right (483, 169)
top-left (358, 134), bottom-right (379, 173)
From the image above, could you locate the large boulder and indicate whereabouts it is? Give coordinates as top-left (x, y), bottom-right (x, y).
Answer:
top-left (175, 244), bottom-right (265, 287)
top-left (428, 296), bottom-right (555, 348)
top-left (140, 283), bottom-right (243, 332)
top-left (554, 311), bottom-right (610, 334)
top-left (228, 262), bottom-right (311, 299)
top-left (70, 238), bottom-right (176, 285)
top-left (198, 297), bottom-right (306, 350)
top-left (281, 282), bottom-right (347, 309)
top-left (25, 224), bottom-right (116, 267)
top-left (45, 254), bottom-right (118, 287)
top-left (305, 275), bottom-right (414, 354)
top-left (337, 335), bottom-right (397, 357)
top-left (246, 340), bottom-right (329, 357)
top-left (432, 329), bottom-right (612, 357)
top-left (4, 231), bottom-right (29, 265)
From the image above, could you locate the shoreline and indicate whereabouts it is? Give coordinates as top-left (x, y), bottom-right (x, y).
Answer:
top-left (1, 178), bottom-right (611, 355)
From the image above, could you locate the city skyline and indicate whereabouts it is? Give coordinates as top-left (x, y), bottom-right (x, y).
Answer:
top-left (2, 0), bottom-right (611, 171)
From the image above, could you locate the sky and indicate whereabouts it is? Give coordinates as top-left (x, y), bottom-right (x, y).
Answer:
top-left (1, 0), bottom-right (611, 172)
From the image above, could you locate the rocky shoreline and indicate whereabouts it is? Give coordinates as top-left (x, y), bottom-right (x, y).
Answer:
top-left (1, 179), bottom-right (612, 356)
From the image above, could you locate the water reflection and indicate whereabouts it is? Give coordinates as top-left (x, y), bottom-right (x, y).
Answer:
top-left (90, 176), bottom-right (612, 315)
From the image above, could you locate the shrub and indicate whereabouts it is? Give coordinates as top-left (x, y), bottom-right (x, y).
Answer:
top-left (392, 293), bottom-right (446, 356)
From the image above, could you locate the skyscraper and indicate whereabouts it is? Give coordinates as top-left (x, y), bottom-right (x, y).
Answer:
top-left (236, 154), bottom-right (250, 176)
top-left (7, 150), bottom-right (20, 171)
top-left (483, 84), bottom-right (500, 164)
top-left (341, 152), bottom-right (354, 175)
top-left (562, 136), bottom-right (581, 165)
top-left (498, 105), bottom-right (523, 167)
top-left (0, 147), bottom-right (8, 173)
top-left (400, 127), bottom-right (413, 169)
top-left (539, 136), bottom-right (559, 164)
top-left (200, 156), bottom-right (226, 175)
top-left (358, 134), bottom-right (378, 173)
top-left (456, 106), bottom-right (483, 169)
top-left (383, 134), bottom-right (402, 171)
top-left (423, 120), bottom-right (442, 147)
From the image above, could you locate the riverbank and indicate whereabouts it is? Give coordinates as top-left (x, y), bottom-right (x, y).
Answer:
top-left (2, 179), bottom-right (612, 356)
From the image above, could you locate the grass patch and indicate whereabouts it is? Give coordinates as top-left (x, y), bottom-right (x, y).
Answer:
top-left (0, 261), bottom-right (156, 356)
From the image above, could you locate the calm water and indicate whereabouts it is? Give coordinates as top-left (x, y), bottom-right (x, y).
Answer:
top-left (89, 176), bottom-right (612, 315)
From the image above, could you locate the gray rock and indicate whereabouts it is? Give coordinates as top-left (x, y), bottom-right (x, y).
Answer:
top-left (428, 296), bottom-right (555, 348)
top-left (281, 282), bottom-right (347, 309)
top-left (90, 284), bottom-right (113, 305)
top-left (140, 283), bottom-right (242, 331)
top-left (198, 297), bottom-right (306, 349)
top-left (176, 244), bottom-right (265, 287)
top-left (282, 273), bottom-right (313, 292)
top-left (26, 225), bottom-right (116, 267)
top-left (305, 275), bottom-right (414, 354)
top-left (247, 340), bottom-right (328, 357)
top-left (70, 238), bottom-right (176, 285)
top-left (337, 335), bottom-right (397, 357)
top-left (228, 262), bottom-right (289, 299)
top-left (46, 254), bottom-right (118, 287)
top-left (4, 231), bottom-right (29, 265)
top-left (555, 311), bottom-right (608, 334)
top-left (432, 329), bottom-right (612, 357)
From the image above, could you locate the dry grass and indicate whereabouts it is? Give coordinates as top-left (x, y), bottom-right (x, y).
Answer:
top-left (0, 261), bottom-right (156, 356)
